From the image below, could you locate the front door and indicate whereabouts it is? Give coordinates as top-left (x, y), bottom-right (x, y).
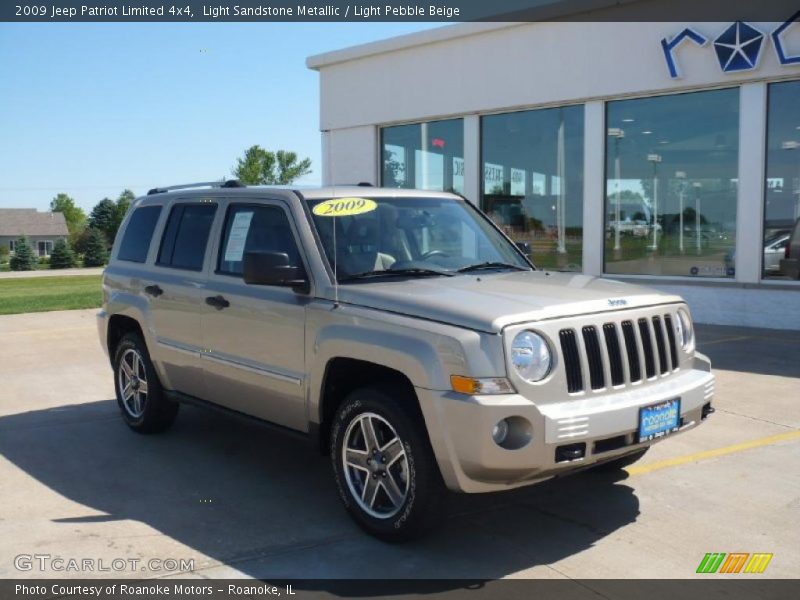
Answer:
top-left (201, 200), bottom-right (309, 432)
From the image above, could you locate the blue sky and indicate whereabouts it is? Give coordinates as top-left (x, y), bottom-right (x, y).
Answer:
top-left (0, 22), bottom-right (442, 212)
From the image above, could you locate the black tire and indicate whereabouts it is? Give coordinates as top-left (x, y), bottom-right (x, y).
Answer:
top-left (330, 386), bottom-right (445, 542)
top-left (593, 447), bottom-right (649, 471)
top-left (113, 332), bottom-right (178, 433)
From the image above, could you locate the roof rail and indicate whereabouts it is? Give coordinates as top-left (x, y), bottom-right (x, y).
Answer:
top-left (147, 179), bottom-right (245, 195)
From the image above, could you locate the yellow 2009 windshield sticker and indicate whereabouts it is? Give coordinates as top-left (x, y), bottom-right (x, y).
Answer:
top-left (312, 197), bottom-right (377, 217)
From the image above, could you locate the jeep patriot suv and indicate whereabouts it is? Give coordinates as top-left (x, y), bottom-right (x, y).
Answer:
top-left (98, 182), bottom-right (715, 540)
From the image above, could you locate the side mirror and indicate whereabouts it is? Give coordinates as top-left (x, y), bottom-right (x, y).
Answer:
top-left (515, 241), bottom-right (532, 257)
top-left (243, 252), bottom-right (309, 293)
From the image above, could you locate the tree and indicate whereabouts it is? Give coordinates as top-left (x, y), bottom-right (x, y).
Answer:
top-left (232, 145), bottom-right (311, 185)
top-left (82, 227), bottom-right (108, 267)
top-left (49, 239), bottom-right (77, 269)
top-left (116, 189), bottom-right (135, 230)
top-left (50, 193), bottom-right (86, 235)
top-left (88, 198), bottom-right (118, 246)
top-left (9, 237), bottom-right (36, 271)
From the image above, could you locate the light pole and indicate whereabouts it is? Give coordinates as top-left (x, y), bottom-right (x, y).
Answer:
top-left (675, 171), bottom-right (687, 253)
top-left (608, 128), bottom-right (625, 251)
top-left (782, 141), bottom-right (800, 221)
top-left (647, 153), bottom-right (662, 250)
top-left (693, 181), bottom-right (703, 255)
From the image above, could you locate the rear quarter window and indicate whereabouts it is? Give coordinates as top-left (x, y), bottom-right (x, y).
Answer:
top-left (117, 205), bottom-right (162, 263)
top-left (157, 203), bottom-right (217, 271)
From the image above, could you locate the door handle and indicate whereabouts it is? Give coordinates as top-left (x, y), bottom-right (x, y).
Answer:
top-left (205, 295), bottom-right (230, 310)
top-left (144, 284), bottom-right (163, 297)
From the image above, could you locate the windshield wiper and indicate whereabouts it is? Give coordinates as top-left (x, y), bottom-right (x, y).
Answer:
top-left (339, 268), bottom-right (454, 282)
top-left (456, 262), bottom-right (530, 273)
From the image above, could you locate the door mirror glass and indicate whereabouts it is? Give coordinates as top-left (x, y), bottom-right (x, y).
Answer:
top-left (243, 251), bottom-right (308, 292)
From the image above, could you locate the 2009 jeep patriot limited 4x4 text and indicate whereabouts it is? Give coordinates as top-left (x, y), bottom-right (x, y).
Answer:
top-left (98, 181), bottom-right (715, 540)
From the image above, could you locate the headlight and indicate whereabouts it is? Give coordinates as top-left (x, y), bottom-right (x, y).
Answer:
top-left (675, 308), bottom-right (694, 351)
top-left (510, 331), bottom-right (552, 382)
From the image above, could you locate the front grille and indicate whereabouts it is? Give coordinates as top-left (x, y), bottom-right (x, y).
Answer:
top-left (559, 311), bottom-right (680, 394)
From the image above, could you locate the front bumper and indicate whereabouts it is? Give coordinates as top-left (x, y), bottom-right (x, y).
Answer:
top-left (417, 353), bottom-right (714, 493)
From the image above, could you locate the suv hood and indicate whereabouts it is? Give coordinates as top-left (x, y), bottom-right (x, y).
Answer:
top-left (334, 271), bottom-right (682, 333)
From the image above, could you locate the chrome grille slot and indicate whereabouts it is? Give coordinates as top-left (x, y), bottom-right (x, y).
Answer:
top-left (621, 320), bottom-right (641, 382)
top-left (652, 316), bottom-right (669, 374)
top-left (581, 326), bottom-right (605, 390)
top-left (638, 318), bottom-right (657, 379)
top-left (559, 329), bottom-right (584, 393)
top-left (664, 314), bottom-right (679, 369)
top-left (602, 323), bottom-right (625, 386)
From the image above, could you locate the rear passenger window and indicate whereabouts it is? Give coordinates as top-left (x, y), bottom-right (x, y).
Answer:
top-left (117, 206), bottom-right (162, 263)
top-left (157, 204), bottom-right (217, 271)
top-left (218, 205), bottom-right (301, 276)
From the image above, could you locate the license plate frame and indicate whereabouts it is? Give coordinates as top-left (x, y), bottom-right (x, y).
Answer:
top-left (638, 398), bottom-right (681, 443)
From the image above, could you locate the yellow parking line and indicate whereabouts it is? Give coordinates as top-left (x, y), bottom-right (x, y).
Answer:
top-left (626, 430), bottom-right (800, 476)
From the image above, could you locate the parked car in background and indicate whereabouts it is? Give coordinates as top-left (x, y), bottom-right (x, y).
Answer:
top-left (725, 232), bottom-right (791, 274)
top-left (97, 182), bottom-right (716, 541)
top-left (780, 218), bottom-right (800, 280)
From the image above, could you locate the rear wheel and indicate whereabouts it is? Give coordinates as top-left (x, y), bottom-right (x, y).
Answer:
top-left (113, 333), bottom-right (178, 433)
top-left (331, 386), bottom-right (444, 542)
top-left (594, 447), bottom-right (649, 471)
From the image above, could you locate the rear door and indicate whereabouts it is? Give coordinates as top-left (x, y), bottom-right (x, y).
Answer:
top-left (146, 200), bottom-right (218, 399)
top-left (200, 199), bottom-right (310, 432)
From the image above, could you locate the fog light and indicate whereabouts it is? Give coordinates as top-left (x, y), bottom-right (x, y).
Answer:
top-left (492, 419), bottom-right (509, 445)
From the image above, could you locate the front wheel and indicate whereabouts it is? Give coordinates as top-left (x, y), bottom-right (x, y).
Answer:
top-left (330, 387), bottom-right (444, 542)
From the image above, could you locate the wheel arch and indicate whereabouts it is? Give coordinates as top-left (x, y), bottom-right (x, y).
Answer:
top-left (314, 357), bottom-right (421, 456)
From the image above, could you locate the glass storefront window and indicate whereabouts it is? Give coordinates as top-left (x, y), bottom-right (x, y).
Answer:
top-left (764, 80), bottom-right (800, 280)
top-left (605, 89), bottom-right (739, 278)
top-left (381, 119), bottom-right (464, 194)
top-left (481, 106), bottom-right (584, 271)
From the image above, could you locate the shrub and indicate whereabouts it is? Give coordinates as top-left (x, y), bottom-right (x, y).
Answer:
top-left (49, 238), bottom-right (77, 269)
top-left (82, 227), bottom-right (109, 267)
top-left (0, 245), bottom-right (9, 264)
top-left (9, 236), bottom-right (36, 271)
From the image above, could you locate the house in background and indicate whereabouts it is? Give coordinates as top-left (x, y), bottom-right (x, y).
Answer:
top-left (0, 209), bottom-right (69, 257)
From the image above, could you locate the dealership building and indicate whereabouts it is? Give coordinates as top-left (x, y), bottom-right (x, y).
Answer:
top-left (307, 8), bottom-right (800, 329)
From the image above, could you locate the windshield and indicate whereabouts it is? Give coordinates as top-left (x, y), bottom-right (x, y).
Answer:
top-left (306, 196), bottom-right (532, 282)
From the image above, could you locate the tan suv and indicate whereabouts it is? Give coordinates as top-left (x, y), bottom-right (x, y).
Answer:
top-left (98, 182), bottom-right (715, 540)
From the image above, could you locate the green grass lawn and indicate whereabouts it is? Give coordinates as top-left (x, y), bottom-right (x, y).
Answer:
top-left (0, 275), bottom-right (102, 315)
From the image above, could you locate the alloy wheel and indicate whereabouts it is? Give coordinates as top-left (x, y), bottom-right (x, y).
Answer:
top-left (341, 412), bottom-right (410, 519)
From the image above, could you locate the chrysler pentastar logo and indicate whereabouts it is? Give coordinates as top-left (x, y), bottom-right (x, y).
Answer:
top-left (714, 21), bottom-right (764, 73)
top-left (661, 14), bottom-right (800, 78)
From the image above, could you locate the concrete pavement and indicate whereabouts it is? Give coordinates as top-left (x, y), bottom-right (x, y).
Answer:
top-left (0, 309), bottom-right (798, 580)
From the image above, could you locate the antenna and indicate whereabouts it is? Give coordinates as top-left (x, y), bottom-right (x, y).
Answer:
top-left (326, 130), bottom-right (339, 308)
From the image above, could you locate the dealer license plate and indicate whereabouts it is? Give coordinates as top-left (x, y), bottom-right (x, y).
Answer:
top-left (638, 398), bottom-right (680, 443)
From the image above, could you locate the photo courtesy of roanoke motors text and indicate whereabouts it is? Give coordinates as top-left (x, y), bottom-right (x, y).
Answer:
top-left (0, 0), bottom-right (798, 599)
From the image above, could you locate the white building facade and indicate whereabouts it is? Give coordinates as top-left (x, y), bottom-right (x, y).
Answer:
top-left (308, 17), bottom-right (800, 329)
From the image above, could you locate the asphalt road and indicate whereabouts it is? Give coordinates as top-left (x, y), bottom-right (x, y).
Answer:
top-left (0, 309), bottom-right (798, 580)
